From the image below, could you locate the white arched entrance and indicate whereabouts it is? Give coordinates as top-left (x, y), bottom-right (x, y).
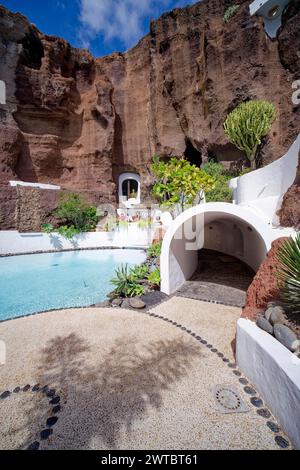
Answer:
top-left (160, 202), bottom-right (286, 295)
top-left (118, 172), bottom-right (141, 206)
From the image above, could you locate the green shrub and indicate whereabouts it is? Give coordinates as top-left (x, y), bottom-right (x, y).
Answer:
top-left (111, 264), bottom-right (145, 298)
top-left (147, 241), bottom-right (162, 258)
top-left (276, 234), bottom-right (300, 313)
top-left (224, 5), bottom-right (240, 23)
top-left (151, 156), bottom-right (215, 211)
top-left (130, 264), bottom-right (149, 282)
top-left (224, 100), bottom-right (276, 169)
top-left (41, 223), bottom-right (54, 234)
top-left (54, 193), bottom-right (99, 232)
top-left (202, 161), bottom-right (233, 202)
top-left (147, 268), bottom-right (161, 287)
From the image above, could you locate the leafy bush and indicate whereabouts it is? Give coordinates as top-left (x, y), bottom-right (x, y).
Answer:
top-left (224, 5), bottom-right (240, 23)
top-left (147, 241), bottom-right (162, 258)
top-left (147, 268), bottom-right (161, 287)
top-left (41, 223), bottom-right (54, 234)
top-left (151, 156), bottom-right (215, 211)
top-left (130, 264), bottom-right (149, 282)
top-left (224, 100), bottom-right (276, 169)
top-left (111, 264), bottom-right (145, 298)
top-left (276, 234), bottom-right (300, 313)
top-left (202, 161), bottom-right (233, 202)
top-left (54, 193), bottom-right (99, 232)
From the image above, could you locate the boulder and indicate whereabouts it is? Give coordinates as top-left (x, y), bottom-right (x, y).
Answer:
top-left (274, 324), bottom-right (300, 352)
top-left (129, 297), bottom-right (146, 309)
top-left (111, 298), bottom-right (122, 307)
top-left (121, 299), bottom-right (131, 309)
top-left (256, 316), bottom-right (274, 335)
top-left (265, 306), bottom-right (285, 325)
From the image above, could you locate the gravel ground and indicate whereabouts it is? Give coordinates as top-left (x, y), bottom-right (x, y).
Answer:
top-left (0, 299), bottom-right (291, 450)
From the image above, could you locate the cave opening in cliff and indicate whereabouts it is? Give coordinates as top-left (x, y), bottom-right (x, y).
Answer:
top-left (184, 139), bottom-right (202, 167)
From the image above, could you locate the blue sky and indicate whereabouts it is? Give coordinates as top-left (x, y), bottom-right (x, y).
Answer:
top-left (1, 0), bottom-right (197, 57)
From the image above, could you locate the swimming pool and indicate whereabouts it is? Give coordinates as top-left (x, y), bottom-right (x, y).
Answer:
top-left (0, 249), bottom-right (146, 321)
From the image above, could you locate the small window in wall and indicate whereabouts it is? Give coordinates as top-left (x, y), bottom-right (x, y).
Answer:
top-left (0, 80), bottom-right (6, 105)
top-left (122, 179), bottom-right (138, 199)
top-left (118, 172), bottom-right (141, 206)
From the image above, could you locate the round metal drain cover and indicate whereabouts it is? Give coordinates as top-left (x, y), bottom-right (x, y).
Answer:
top-left (214, 384), bottom-right (249, 414)
top-left (216, 387), bottom-right (241, 410)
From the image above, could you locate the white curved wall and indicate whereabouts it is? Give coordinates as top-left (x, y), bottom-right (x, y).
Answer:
top-left (160, 202), bottom-right (280, 295)
top-left (229, 134), bottom-right (300, 224)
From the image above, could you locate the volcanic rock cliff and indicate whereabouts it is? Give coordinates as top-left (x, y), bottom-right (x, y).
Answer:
top-left (0, 0), bottom-right (299, 230)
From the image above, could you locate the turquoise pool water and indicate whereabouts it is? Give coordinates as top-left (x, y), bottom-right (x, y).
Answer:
top-left (0, 249), bottom-right (146, 321)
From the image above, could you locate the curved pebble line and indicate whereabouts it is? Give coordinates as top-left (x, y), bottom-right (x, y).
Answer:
top-left (0, 384), bottom-right (62, 450)
top-left (141, 308), bottom-right (291, 450)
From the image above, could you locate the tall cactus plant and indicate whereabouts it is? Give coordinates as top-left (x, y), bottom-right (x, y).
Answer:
top-left (224, 100), bottom-right (276, 169)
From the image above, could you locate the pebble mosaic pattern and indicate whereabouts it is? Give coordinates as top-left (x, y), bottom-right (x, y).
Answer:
top-left (142, 300), bottom-right (291, 449)
top-left (0, 384), bottom-right (61, 450)
top-left (0, 295), bottom-right (292, 450)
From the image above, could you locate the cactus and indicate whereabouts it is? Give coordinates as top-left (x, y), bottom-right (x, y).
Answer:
top-left (224, 100), bottom-right (276, 169)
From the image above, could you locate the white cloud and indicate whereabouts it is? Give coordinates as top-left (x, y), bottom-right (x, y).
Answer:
top-left (78, 0), bottom-right (190, 52)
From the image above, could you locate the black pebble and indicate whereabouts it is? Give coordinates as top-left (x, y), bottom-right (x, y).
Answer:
top-left (228, 363), bottom-right (236, 368)
top-left (32, 384), bottom-right (40, 392)
top-left (211, 349), bottom-right (217, 353)
top-left (250, 396), bottom-right (263, 407)
top-left (46, 416), bottom-right (58, 427)
top-left (217, 353), bottom-right (224, 358)
top-left (13, 387), bottom-right (21, 393)
top-left (233, 370), bottom-right (241, 376)
top-left (257, 408), bottom-right (271, 419)
top-left (23, 384), bottom-right (31, 392)
top-left (40, 428), bottom-right (53, 440)
top-left (275, 435), bottom-right (289, 448)
top-left (52, 405), bottom-right (61, 414)
top-left (206, 344), bottom-right (212, 349)
top-left (244, 386), bottom-right (256, 396)
top-left (201, 340), bottom-right (207, 345)
top-left (222, 358), bottom-right (229, 363)
top-left (27, 441), bottom-right (40, 451)
top-left (40, 385), bottom-right (48, 393)
top-left (0, 391), bottom-right (11, 399)
top-left (46, 389), bottom-right (56, 398)
top-left (50, 396), bottom-right (60, 405)
top-left (239, 378), bottom-right (248, 385)
top-left (267, 421), bottom-right (280, 433)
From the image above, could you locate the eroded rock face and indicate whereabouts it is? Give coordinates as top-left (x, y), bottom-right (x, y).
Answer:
top-left (242, 238), bottom-right (288, 321)
top-left (0, 0), bottom-right (299, 230)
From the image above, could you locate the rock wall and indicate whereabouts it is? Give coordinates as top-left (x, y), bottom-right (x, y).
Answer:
top-left (242, 238), bottom-right (288, 321)
top-left (0, 0), bottom-right (299, 230)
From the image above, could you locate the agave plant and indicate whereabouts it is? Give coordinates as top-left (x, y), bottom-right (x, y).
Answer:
top-left (111, 264), bottom-right (145, 298)
top-left (276, 233), bottom-right (300, 313)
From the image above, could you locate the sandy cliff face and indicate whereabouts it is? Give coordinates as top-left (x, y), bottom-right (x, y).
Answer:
top-left (0, 0), bottom-right (299, 230)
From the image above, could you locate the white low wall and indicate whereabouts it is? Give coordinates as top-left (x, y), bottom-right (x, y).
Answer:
top-left (0, 226), bottom-right (153, 255)
top-left (236, 319), bottom-right (300, 449)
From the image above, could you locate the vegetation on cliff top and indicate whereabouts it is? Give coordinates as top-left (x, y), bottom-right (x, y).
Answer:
top-left (224, 100), bottom-right (277, 169)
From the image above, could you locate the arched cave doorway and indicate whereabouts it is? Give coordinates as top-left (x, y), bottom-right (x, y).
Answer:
top-left (184, 139), bottom-right (202, 167)
top-left (118, 172), bottom-right (141, 205)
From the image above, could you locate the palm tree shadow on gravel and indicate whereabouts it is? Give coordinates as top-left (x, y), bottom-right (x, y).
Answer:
top-left (22, 332), bottom-right (202, 449)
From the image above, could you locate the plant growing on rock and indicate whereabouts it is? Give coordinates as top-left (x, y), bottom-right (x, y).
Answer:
top-left (224, 100), bottom-right (276, 169)
top-left (111, 264), bottom-right (145, 298)
top-left (151, 156), bottom-right (215, 212)
top-left (224, 5), bottom-right (240, 23)
top-left (147, 241), bottom-right (162, 258)
top-left (276, 233), bottom-right (300, 313)
top-left (202, 161), bottom-right (233, 202)
top-left (147, 268), bottom-right (161, 287)
top-left (54, 193), bottom-right (99, 232)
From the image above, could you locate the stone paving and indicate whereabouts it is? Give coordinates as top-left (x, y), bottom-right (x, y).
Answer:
top-left (0, 298), bottom-right (291, 450)
top-left (176, 250), bottom-right (254, 307)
